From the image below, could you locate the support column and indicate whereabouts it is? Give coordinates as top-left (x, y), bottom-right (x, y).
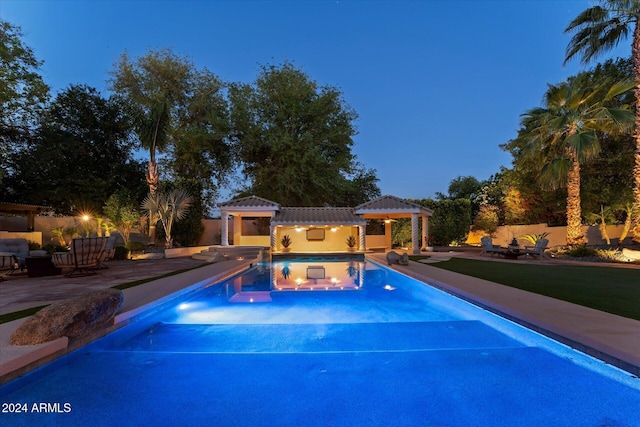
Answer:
top-left (421, 215), bottom-right (429, 251)
top-left (270, 225), bottom-right (277, 252)
top-left (358, 225), bottom-right (365, 251)
top-left (221, 210), bottom-right (229, 246)
top-left (411, 213), bottom-right (420, 255)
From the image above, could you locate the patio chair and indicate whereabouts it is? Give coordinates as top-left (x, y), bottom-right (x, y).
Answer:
top-left (524, 238), bottom-right (549, 259)
top-left (52, 237), bottom-right (107, 277)
top-left (480, 237), bottom-right (502, 256)
top-left (96, 235), bottom-right (117, 269)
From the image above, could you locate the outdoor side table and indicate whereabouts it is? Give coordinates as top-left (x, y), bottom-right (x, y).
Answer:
top-left (26, 256), bottom-right (62, 278)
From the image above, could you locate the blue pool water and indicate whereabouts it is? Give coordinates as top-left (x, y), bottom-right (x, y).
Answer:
top-left (1, 259), bottom-right (639, 426)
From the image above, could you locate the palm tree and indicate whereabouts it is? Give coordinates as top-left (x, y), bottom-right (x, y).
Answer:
top-left (565, 0), bottom-right (640, 241)
top-left (141, 188), bottom-right (192, 248)
top-left (516, 76), bottom-right (634, 245)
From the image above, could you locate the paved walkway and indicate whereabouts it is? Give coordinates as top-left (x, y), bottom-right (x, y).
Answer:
top-left (1, 251), bottom-right (638, 384)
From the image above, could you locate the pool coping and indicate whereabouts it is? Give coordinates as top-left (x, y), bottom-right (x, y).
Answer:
top-left (0, 259), bottom-right (254, 386)
top-left (368, 254), bottom-right (640, 377)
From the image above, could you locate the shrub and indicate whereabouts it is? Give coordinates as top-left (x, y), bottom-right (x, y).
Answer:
top-left (569, 245), bottom-right (598, 257)
top-left (41, 244), bottom-right (68, 254)
top-left (113, 246), bottom-right (130, 260)
top-left (126, 241), bottom-right (146, 252)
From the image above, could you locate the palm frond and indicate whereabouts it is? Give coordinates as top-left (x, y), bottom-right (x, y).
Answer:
top-left (566, 131), bottom-right (601, 162)
top-left (564, 3), bottom-right (637, 65)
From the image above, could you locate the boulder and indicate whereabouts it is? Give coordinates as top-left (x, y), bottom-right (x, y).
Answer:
top-left (386, 251), bottom-right (409, 266)
top-left (10, 289), bottom-right (124, 346)
top-left (621, 248), bottom-right (640, 262)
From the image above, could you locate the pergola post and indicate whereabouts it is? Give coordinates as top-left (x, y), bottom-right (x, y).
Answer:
top-left (221, 210), bottom-right (229, 246)
top-left (411, 213), bottom-right (420, 255)
top-left (270, 224), bottom-right (277, 252)
top-left (421, 215), bottom-right (429, 251)
top-left (358, 225), bottom-right (365, 251)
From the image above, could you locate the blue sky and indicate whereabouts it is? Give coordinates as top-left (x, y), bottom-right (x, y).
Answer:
top-left (0, 0), bottom-right (630, 202)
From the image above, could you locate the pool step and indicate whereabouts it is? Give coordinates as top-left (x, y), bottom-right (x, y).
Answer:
top-left (108, 321), bottom-right (526, 353)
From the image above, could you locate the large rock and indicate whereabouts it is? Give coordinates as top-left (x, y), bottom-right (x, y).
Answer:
top-left (10, 289), bottom-right (124, 345)
top-left (386, 251), bottom-right (409, 266)
top-left (622, 248), bottom-right (640, 262)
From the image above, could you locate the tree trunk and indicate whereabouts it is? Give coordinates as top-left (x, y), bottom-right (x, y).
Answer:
top-left (632, 21), bottom-right (640, 242)
top-left (619, 206), bottom-right (632, 246)
top-left (146, 160), bottom-right (159, 244)
top-left (566, 148), bottom-right (585, 246)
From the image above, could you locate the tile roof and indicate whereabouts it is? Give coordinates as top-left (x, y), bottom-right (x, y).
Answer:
top-left (271, 207), bottom-right (366, 225)
top-left (355, 195), bottom-right (433, 215)
top-left (218, 196), bottom-right (280, 209)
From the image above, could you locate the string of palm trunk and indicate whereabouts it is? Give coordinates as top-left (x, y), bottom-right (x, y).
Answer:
top-left (565, 147), bottom-right (585, 245)
top-left (145, 113), bottom-right (162, 244)
top-left (633, 20), bottom-right (640, 240)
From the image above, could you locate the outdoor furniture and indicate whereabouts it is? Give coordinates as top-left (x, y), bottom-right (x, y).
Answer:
top-left (96, 235), bottom-right (117, 269)
top-left (497, 247), bottom-right (526, 260)
top-left (25, 256), bottom-right (61, 277)
top-left (480, 237), bottom-right (502, 256)
top-left (525, 238), bottom-right (549, 259)
top-left (0, 238), bottom-right (46, 271)
top-left (52, 237), bottom-right (107, 277)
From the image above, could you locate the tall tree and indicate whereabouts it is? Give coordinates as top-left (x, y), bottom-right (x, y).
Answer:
top-left (0, 20), bottom-right (49, 186)
top-left (4, 85), bottom-right (146, 214)
top-left (229, 62), bottom-right (379, 206)
top-left (110, 48), bottom-right (233, 234)
top-left (109, 48), bottom-right (191, 196)
top-left (164, 70), bottom-right (234, 209)
top-left (514, 75), bottom-right (634, 245)
top-left (565, 0), bottom-right (640, 241)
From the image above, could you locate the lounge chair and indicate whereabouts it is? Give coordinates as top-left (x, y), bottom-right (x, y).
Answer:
top-left (96, 235), bottom-right (117, 269)
top-left (524, 238), bottom-right (549, 259)
top-left (480, 237), bottom-right (502, 256)
top-left (52, 237), bottom-right (107, 277)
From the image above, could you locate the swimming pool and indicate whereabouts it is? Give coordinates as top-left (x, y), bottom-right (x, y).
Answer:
top-left (1, 259), bottom-right (639, 426)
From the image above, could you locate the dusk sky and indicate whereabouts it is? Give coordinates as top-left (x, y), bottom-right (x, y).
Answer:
top-left (1, 0), bottom-right (630, 203)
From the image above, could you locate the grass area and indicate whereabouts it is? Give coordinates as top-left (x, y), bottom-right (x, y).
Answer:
top-left (0, 263), bottom-right (210, 324)
top-left (0, 305), bottom-right (48, 324)
top-left (408, 255), bottom-right (430, 262)
top-left (429, 258), bottom-right (640, 321)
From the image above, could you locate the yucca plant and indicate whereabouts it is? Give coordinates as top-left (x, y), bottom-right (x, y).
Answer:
top-left (141, 188), bottom-right (192, 248)
top-left (521, 232), bottom-right (551, 245)
top-left (346, 235), bottom-right (358, 249)
top-left (280, 235), bottom-right (292, 250)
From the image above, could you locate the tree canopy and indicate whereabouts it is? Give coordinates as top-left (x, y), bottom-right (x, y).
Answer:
top-left (109, 48), bottom-right (234, 211)
top-left (229, 62), bottom-right (379, 206)
top-left (3, 84), bottom-right (146, 214)
top-left (0, 20), bottom-right (50, 185)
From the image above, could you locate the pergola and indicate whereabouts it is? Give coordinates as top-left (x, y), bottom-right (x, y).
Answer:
top-left (218, 195), bottom-right (433, 254)
top-left (0, 203), bottom-right (50, 231)
top-left (354, 195), bottom-right (433, 255)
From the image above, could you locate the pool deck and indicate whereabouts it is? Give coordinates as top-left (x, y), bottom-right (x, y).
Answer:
top-left (1, 251), bottom-right (639, 385)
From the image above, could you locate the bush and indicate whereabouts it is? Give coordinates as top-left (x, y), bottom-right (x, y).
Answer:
top-left (41, 244), bottom-right (68, 254)
top-left (569, 245), bottom-right (598, 257)
top-left (28, 241), bottom-right (41, 250)
top-left (113, 245), bottom-right (130, 260)
top-left (126, 241), bottom-right (146, 252)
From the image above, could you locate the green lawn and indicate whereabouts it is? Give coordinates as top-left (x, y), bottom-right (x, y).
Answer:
top-left (428, 258), bottom-right (640, 321)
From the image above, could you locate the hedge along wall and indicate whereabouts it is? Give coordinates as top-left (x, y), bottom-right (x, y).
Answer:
top-left (0, 215), bottom-right (233, 247)
top-left (2, 215), bottom-right (632, 249)
top-left (466, 223), bottom-right (632, 248)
